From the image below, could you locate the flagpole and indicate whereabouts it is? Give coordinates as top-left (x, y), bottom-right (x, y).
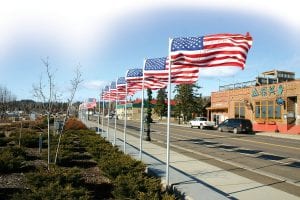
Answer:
top-left (97, 92), bottom-right (101, 134)
top-left (114, 83), bottom-right (118, 146)
top-left (166, 38), bottom-right (172, 186)
top-left (139, 60), bottom-right (146, 160)
top-left (107, 86), bottom-right (110, 140)
top-left (123, 83), bottom-right (127, 153)
top-left (101, 90), bottom-right (105, 135)
top-left (85, 100), bottom-right (88, 124)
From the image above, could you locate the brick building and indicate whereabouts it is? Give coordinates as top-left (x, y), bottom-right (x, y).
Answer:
top-left (207, 70), bottom-right (300, 134)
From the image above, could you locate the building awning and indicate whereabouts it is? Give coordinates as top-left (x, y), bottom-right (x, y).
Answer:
top-left (206, 106), bottom-right (228, 111)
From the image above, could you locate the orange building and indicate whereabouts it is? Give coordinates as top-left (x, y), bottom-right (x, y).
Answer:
top-left (207, 70), bottom-right (300, 134)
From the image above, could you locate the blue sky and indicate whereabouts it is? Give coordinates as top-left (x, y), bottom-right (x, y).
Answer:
top-left (1, 0), bottom-right (300, 101)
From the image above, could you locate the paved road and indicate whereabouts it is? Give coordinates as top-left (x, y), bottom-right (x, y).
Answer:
top-left (91, 117), bottom-right (300, 197)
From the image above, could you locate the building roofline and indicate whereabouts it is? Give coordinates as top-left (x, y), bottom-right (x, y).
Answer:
top-left (261, 69), bottom-right (295, 76)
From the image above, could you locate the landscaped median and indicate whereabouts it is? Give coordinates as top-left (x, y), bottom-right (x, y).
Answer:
top-left (0, 118), bottom-right (178, 199)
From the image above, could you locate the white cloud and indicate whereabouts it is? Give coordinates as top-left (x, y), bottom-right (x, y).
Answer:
top-left (1, 0), bottom-right (299, 58)
top-left (83, 80), bottom-right (107, 90)
top-left (200, 67), bottom-right (242, 78)
top-left (181, 0), bottom-right (300, 31)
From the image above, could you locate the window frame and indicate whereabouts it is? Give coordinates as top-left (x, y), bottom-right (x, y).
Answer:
top-left (254, 99), bottom-right (282, 120)
top-left (234, 102), bottom-right (246, 119)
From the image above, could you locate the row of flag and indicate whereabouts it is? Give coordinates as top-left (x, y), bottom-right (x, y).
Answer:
top-left (100, 33), bottom-right (253, 100)
top-left (96, 32), bottom-right (253, 186)
top-left (79, 98), bottom-right (97, 110)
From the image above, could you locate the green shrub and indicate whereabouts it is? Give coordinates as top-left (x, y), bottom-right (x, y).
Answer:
top-left (0, 147), bottom-right (27, 173)
top-left (99, 153), bottom-right (145, 179)
top-left (0, 132), bottom-right (5, 137)
top-left (33, 117), bottom-right (47, 129)
top-left (113, 172), bottom-right (161, 200)
top-left (12, 183), bottom-right (90, 200)
top-left (10, 129), bottom-right (47, 148)
top-left (56, 129), bottom-right (181, 199)
top-left (0, 137), bottom-right (11, 146)
top-left (26, 168), bottom-right (83, 187)
top-left (13, 168), bottom-right (91, 199)
top-left (20, 134), bottom-right (40, 148)
top-left (0, 132), bottom-right (11, 146)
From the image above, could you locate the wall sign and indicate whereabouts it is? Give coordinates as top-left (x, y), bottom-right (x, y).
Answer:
top-left (276, 97), bottom-right (284, 105)
top-left (252, 84), bottom-right (283, 97)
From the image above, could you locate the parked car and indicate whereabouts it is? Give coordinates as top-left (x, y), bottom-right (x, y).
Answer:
top-left (189, 117), bottom-right (215, 129)
top-left (217, 118), bottom-right (253, 134)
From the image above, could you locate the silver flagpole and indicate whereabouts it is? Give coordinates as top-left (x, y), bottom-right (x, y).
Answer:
top-left (139, 63), bottom-right (146, 160)
top-left (101, 90), bottom-right (105, 135)
top-left (114, 83), bottom-right (118, 146)
top-left (107, 86), bottom-right (111, 140)
top-left (123, 83), bottom-right (127, 153)
top-left (166, 38), bottom-right (172, 186)
top-left (97, 93), bottom-right (101, 134)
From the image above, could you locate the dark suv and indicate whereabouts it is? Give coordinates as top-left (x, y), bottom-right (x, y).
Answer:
top-left (217, 118), bottom-right (253, 134)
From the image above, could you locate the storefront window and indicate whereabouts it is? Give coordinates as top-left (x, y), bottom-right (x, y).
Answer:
top-left (268, 101), bottom-right (274, 119)
top-left (275, 105), bottom-right (281, 119)
top-left (240, 107), bottom-right (245, 118)
top-left (261, 101), bottom-right (267, 118)
top-left (235, 107), bottom-right (239, 118)
top-left (255, 100), bottom-right (281, 120)
top-left (234, 102), bottom-right (245, 118)
top-left (255, 102), bottom-right (261, 118)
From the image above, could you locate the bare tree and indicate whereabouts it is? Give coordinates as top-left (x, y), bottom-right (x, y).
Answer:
top-left (54, 65), bottom-right (83, 164)
top-left (32, 57), bottom-right (58, 170)
top-left (0, 85), bottom-right (17, 119)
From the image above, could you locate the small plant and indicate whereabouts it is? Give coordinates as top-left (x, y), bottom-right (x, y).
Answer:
top-left (12, 168), bottom-right (90, 199)
top-left (113, 172), bottom-right (162, 199)
top-left (0, 132), bottom-right (5, 138)
top-left (0, 137), bottom-right (11, 146)
top-left (64, 118), bottom-right (87, 130)
top-left (32, 116), bottom-right (48, 129)
top-left (0, 147), bottom-right (27, 173)
top-left (10, 129), bottom-right (47, 148)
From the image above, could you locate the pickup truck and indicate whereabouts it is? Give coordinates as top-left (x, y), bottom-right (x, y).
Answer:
top-left (189, 117), bottom-right (215, 130)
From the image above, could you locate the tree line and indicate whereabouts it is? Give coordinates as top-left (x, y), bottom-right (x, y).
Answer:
top-left (151, 84), bottom-right (211, 124)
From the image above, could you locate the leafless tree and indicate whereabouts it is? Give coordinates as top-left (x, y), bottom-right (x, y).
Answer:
top-left (0, 85), bottom-right (17, 119)
top-left (54, 65), bottom-right (83, 164)
top-left (32, 57), bottom-right (58, 170)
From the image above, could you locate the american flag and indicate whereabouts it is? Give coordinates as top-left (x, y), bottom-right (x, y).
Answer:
top-left (116, 77), bottom-right (128, 98)
top-left (82, 98), bottom-right (97, 109)
top-left (102, 85), bottom-right (111, 101)
top-left (116, 77), bottom-right (126, 90)
top-left (144, 57), bottom-right (199, 85)
top-left (109, 81), bottom-right (117, 101)
top-left (125, 68), bottom-right (143, 94)
top-left (117, 77), bottom-right (126, 94)
top-left (170, 33), bottom-right (253, 69)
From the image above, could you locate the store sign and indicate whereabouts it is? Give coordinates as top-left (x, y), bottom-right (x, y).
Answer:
top-left (252, 84), bottom-right (283, 97)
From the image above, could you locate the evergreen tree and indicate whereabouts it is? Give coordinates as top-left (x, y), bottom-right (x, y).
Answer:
top-left (192, 94), bottom-right (211, 117)
top-left (174, 84), bottom-right (201, 123)
top-left (154, 88), bottom-right (167, 120)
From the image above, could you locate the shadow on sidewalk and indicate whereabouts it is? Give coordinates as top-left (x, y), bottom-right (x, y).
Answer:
top-left (123, 141), bottom-right (234, 200)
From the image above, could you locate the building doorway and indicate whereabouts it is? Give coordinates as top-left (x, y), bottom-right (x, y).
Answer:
top-left (287, 96), bottom-right (297, 126)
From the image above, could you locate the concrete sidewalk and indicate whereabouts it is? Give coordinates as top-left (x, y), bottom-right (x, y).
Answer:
top-left (255, 132), bottom-right (300, 140)
top-left (85, 121), bottom-right (299, 200)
